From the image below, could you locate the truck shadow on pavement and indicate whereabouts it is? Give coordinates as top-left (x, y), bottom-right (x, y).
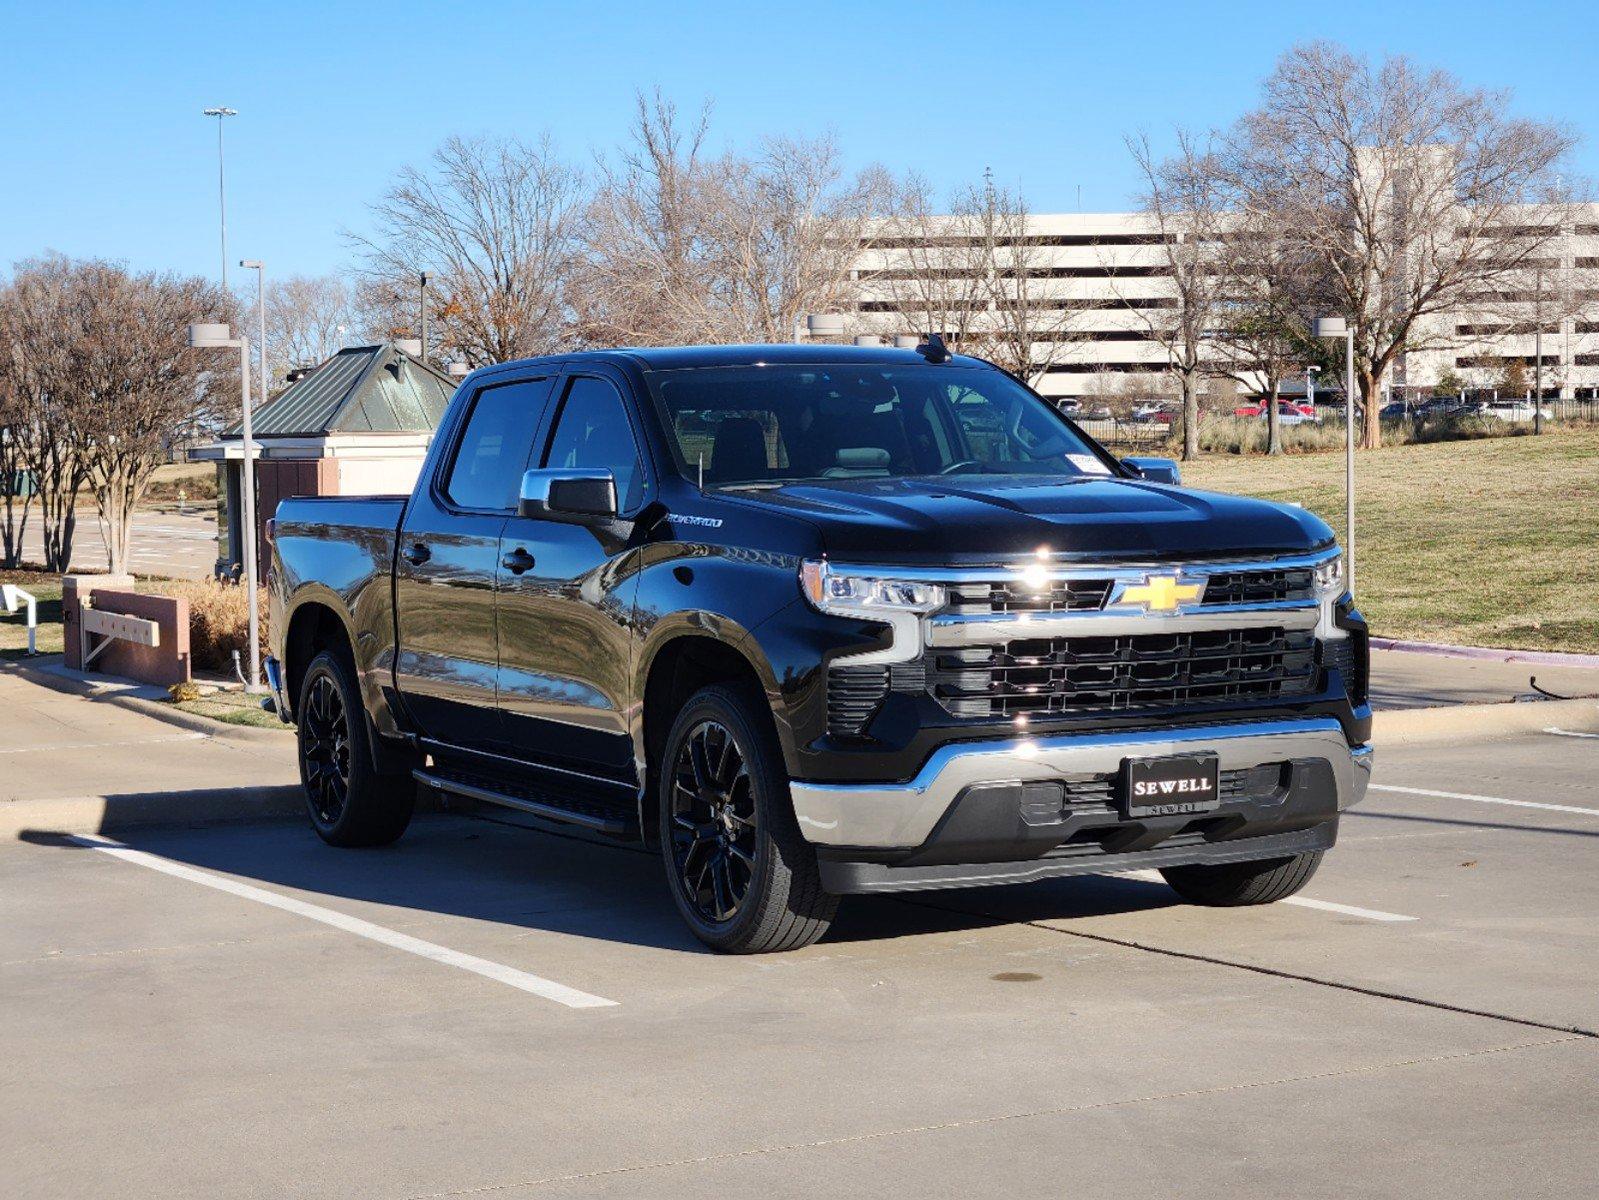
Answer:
top-left (16, 803), bottom-right (1187, 954)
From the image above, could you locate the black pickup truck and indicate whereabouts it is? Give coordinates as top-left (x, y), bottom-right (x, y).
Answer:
top-left (266, 342), bottom-right (1371, 953)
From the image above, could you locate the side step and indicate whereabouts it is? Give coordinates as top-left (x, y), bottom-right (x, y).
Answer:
top-left (414, 767), bottom-right (632, 836)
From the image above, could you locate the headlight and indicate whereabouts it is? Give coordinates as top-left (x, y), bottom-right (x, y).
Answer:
top-left (800, 560), bottom-right (947, 617)
top-left (1313, 553), bottom-right (1344, 600)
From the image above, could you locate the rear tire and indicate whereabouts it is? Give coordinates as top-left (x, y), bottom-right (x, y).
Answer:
top-left (297, 649), bottom-right (414, 848)
top-left (659, 684), bottom-right (838, 953)
top-left (1160, 851), bottom-right (1323, 906)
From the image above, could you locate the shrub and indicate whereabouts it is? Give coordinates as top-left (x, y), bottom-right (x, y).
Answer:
top-left (148, 579), bottom-right (269, 674)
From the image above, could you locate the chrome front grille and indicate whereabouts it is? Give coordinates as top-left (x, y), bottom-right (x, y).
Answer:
top-left (948, 579), bottom-right (1111, 616)
top-left (1199, 567), bottom-right (1315, 606)
top-left (926, 627), bottom-right (1319, 719)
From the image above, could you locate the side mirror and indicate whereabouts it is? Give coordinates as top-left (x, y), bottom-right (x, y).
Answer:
top-left (1122, 456), bottom-right (1181, 485)
top-left (518, 468), bottom-right (618, 523)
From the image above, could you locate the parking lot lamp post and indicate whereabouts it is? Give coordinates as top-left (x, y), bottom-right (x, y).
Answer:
top-left (1305, 364), bottom-right (1320, 412)
top-left (201, 107), bottom-right (237, 291)
top-left (188, 322), bottom-right (262, 693)
top-left (241, 259), bottom-right (267, 409)
top-left (419, 271), bottom-right (431, 363)
top-left (1314, 317), bottom-right (1356, 595)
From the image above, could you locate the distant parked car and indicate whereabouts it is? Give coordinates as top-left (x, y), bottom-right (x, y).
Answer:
top-left (1131, 402), bottom-right (1175, 424)
top-left (1234, 400), bottom-right (1317, 425)
top-left (1379, 402), bottom-right (1410, 420)
top-left (1054, 398), bottom-right (1082, 415)
top-left (1484, 400), bottom-right (1554, 423)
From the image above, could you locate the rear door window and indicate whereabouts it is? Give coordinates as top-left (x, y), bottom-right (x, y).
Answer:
top-left (443, 378), bottom-right (552, 511)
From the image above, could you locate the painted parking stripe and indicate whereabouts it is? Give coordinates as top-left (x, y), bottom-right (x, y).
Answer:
top-left (1111, 869), bottom-right (1415, 922)
top-left (1370, 783), bottom-right (1599, 818)
top-left (0, 732), bottom-right (209, 756)
top-left (68, 834), bottom-right (618, 1009)
top-left (1545, 727), bottom-right (1599, 740)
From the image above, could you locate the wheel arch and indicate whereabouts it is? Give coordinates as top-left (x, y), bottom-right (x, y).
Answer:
top-left (634, 623), bottom-right (794, 847)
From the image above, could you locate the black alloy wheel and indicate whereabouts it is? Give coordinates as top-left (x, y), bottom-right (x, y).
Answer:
top-left (668, 719), bottom-right (758, 925)
top-left (300, 672), bottom-right (351, 826)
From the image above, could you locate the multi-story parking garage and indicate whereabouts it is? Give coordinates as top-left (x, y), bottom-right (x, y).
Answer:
top-left (844, 208), bottom-right (1599, 405)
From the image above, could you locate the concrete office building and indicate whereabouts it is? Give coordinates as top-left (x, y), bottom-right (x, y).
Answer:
top-left (846, 207), bottom-right (1599, 404)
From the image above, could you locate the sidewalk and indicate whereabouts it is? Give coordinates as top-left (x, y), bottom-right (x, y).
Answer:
top-left (1370, 647), bottom-right (1599, 710)
top-left (0, 664), bottom-right (300, 836)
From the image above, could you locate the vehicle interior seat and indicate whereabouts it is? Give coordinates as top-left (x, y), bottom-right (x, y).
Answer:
top-left (708, 416), bottom-right (770, 484)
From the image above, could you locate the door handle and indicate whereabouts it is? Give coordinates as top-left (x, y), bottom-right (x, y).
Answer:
top-left (401, 542), bottom-right (431, 566)
top-left (501, 547), bottom-right (536, 575)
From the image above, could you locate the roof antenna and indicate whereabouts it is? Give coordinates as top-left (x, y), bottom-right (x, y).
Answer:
top-left (916, 332), bottom-right (951, 364)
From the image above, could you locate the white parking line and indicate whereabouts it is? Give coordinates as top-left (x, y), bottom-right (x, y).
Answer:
top-left (1110, 869), bottom-right (1415, 922)
top-left (0, 733), bottom-right (209, 756)
top-left (1370, 783), bottom-right (1599, 817)
top-left (1545, 727), bottom-right (1599, 740)
top-left (68, 834), bottom-right (618, 1009)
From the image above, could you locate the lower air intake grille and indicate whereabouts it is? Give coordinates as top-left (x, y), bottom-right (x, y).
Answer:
top-left (827, 665), bottom-right (890, 736)
top-left (928, 626), bottom-right (1319, 719)
top-left (1317, 635), bottom-right (1368, 705)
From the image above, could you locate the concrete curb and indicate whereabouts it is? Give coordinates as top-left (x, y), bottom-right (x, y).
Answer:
top-left (1, 657), bottom-right (291, 744)
top-left (1372, 696), bottom-right (1599, 746)
top-left (1370, 638), bottom-right (1599, 670)
top-left (0, 786), bottom-right (306, 839)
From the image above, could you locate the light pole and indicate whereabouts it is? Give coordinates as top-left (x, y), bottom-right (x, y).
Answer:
top-left (1314, 317), bottom-right (1357, 594)
top-left (240, 259), bottom-right (267, 407)
top-left (188, 322), bottom-right (262, 692)
top-left (201, 107), bottom-right (237, 291)
top-left (419, 271), bottom-right (431, 363)
top-left (1305, 364), bottom-right (1320, 416)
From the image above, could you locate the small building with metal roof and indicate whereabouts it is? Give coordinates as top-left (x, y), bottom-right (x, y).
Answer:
top-left (190, 342), bottom-right (457, 575)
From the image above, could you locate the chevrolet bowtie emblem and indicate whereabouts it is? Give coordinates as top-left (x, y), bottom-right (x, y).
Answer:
top-left (1114, 574), bottom-right (1206, 612)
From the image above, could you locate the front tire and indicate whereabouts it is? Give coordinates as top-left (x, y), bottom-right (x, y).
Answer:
top-left (1160, 851), bottom-right (1323, 906)
top-left (297, 649), bottom-right (414, 848)
top-left (659, 684), bottom-right (838, 953)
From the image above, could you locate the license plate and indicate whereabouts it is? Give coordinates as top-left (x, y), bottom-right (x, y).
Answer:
top-left (1121, 753), bottom-right (1221, 819)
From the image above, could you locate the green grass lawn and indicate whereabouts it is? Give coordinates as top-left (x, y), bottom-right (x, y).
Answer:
top-left (0, 571), bottom-right (63, 660)
top-left (1183, 427), bottom-right (1599, 653)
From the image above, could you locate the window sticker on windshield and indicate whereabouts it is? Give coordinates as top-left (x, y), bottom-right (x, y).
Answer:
top-left (1068, 454), bottom-right (1111, 475)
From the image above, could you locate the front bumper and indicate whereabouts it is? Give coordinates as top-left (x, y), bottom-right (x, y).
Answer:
top-left (791, 718), bottom-right (1372, 894)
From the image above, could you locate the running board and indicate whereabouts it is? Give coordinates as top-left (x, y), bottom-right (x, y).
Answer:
top-left (413, 768), bottom-right (631, 836)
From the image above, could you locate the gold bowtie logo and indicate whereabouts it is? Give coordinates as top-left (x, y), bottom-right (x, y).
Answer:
top-left (1116, 574), bottom-right (1205, 612)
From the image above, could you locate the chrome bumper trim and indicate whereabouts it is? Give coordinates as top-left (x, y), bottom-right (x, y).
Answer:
top-left (791, 718), bottom-right (1370, 849)
top-left (926, 601), bottom-right (1319, 646)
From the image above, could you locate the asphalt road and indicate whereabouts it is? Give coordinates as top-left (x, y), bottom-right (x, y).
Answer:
top-left (15, 505), bottom-right (219, 579)
top-left (2, 683), bottom-right (1596, 1197)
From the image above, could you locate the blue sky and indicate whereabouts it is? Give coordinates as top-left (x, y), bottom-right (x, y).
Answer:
top-left (2, 0), bottom-right (1595, 287)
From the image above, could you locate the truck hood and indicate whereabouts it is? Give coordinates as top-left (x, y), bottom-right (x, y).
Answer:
top-left (728, 474), bottom-right (1333, 563)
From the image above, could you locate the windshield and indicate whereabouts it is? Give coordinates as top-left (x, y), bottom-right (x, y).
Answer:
top-left (645, 363), bottom-right (1116, 488)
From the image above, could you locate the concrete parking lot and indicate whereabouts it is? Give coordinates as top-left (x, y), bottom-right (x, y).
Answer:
top-left (2, 673), bottom-right (1596, 1198)
top-left (15, 505), bottom-right (219, 579)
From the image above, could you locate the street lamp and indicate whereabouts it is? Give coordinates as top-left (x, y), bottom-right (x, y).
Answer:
top-left (1305, 364), bottom-right (1321, 412)
top-left (419, 271), bottom-right (432, 363)
top-left (201, 107), bottom-right (237, 291)
top-left (240, 259), bottom-right (267, 411)
top-left (1313, 317), bottom-right (1357, 594)
top-left (188, 321), bottom-right (262, 693)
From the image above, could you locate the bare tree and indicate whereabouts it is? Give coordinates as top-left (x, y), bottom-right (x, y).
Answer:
top-left (1226, 41), bottom-right (1579, 448)
top-left (250, 273), bottom-right (358, 389)
top-left (579, 91), bottom-right (892, 346)
top-left (0, 360), bottom-right (33, 569)
top-left (0, 257), bottom-right (85, 571)
top-left (1208, 208), bottom-right (1323, 454)
top-left (576, 93), bottom-right (730, 345)
top-left (864, 174), bottom-right (1087, 382)
top-left (350, 134), bottom-right (586, 366)
top-left (861, 174), bottom-right (992, 350)
top-left (1125, 131), bottom-right (1235, 461)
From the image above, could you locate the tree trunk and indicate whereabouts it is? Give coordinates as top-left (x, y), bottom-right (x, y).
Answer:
top-left (1181, 372), bottom-right (1199, 461)
top-left (1266, 380), bottom-right (1283, 456)
top-left (1360, 365), bottom-right (1382, 450)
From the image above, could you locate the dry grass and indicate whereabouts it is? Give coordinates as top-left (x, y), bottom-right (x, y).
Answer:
top-left (145, 579), bottom-right (269, 673)
top-left (1183, 427), bottom-right (1599, 653)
